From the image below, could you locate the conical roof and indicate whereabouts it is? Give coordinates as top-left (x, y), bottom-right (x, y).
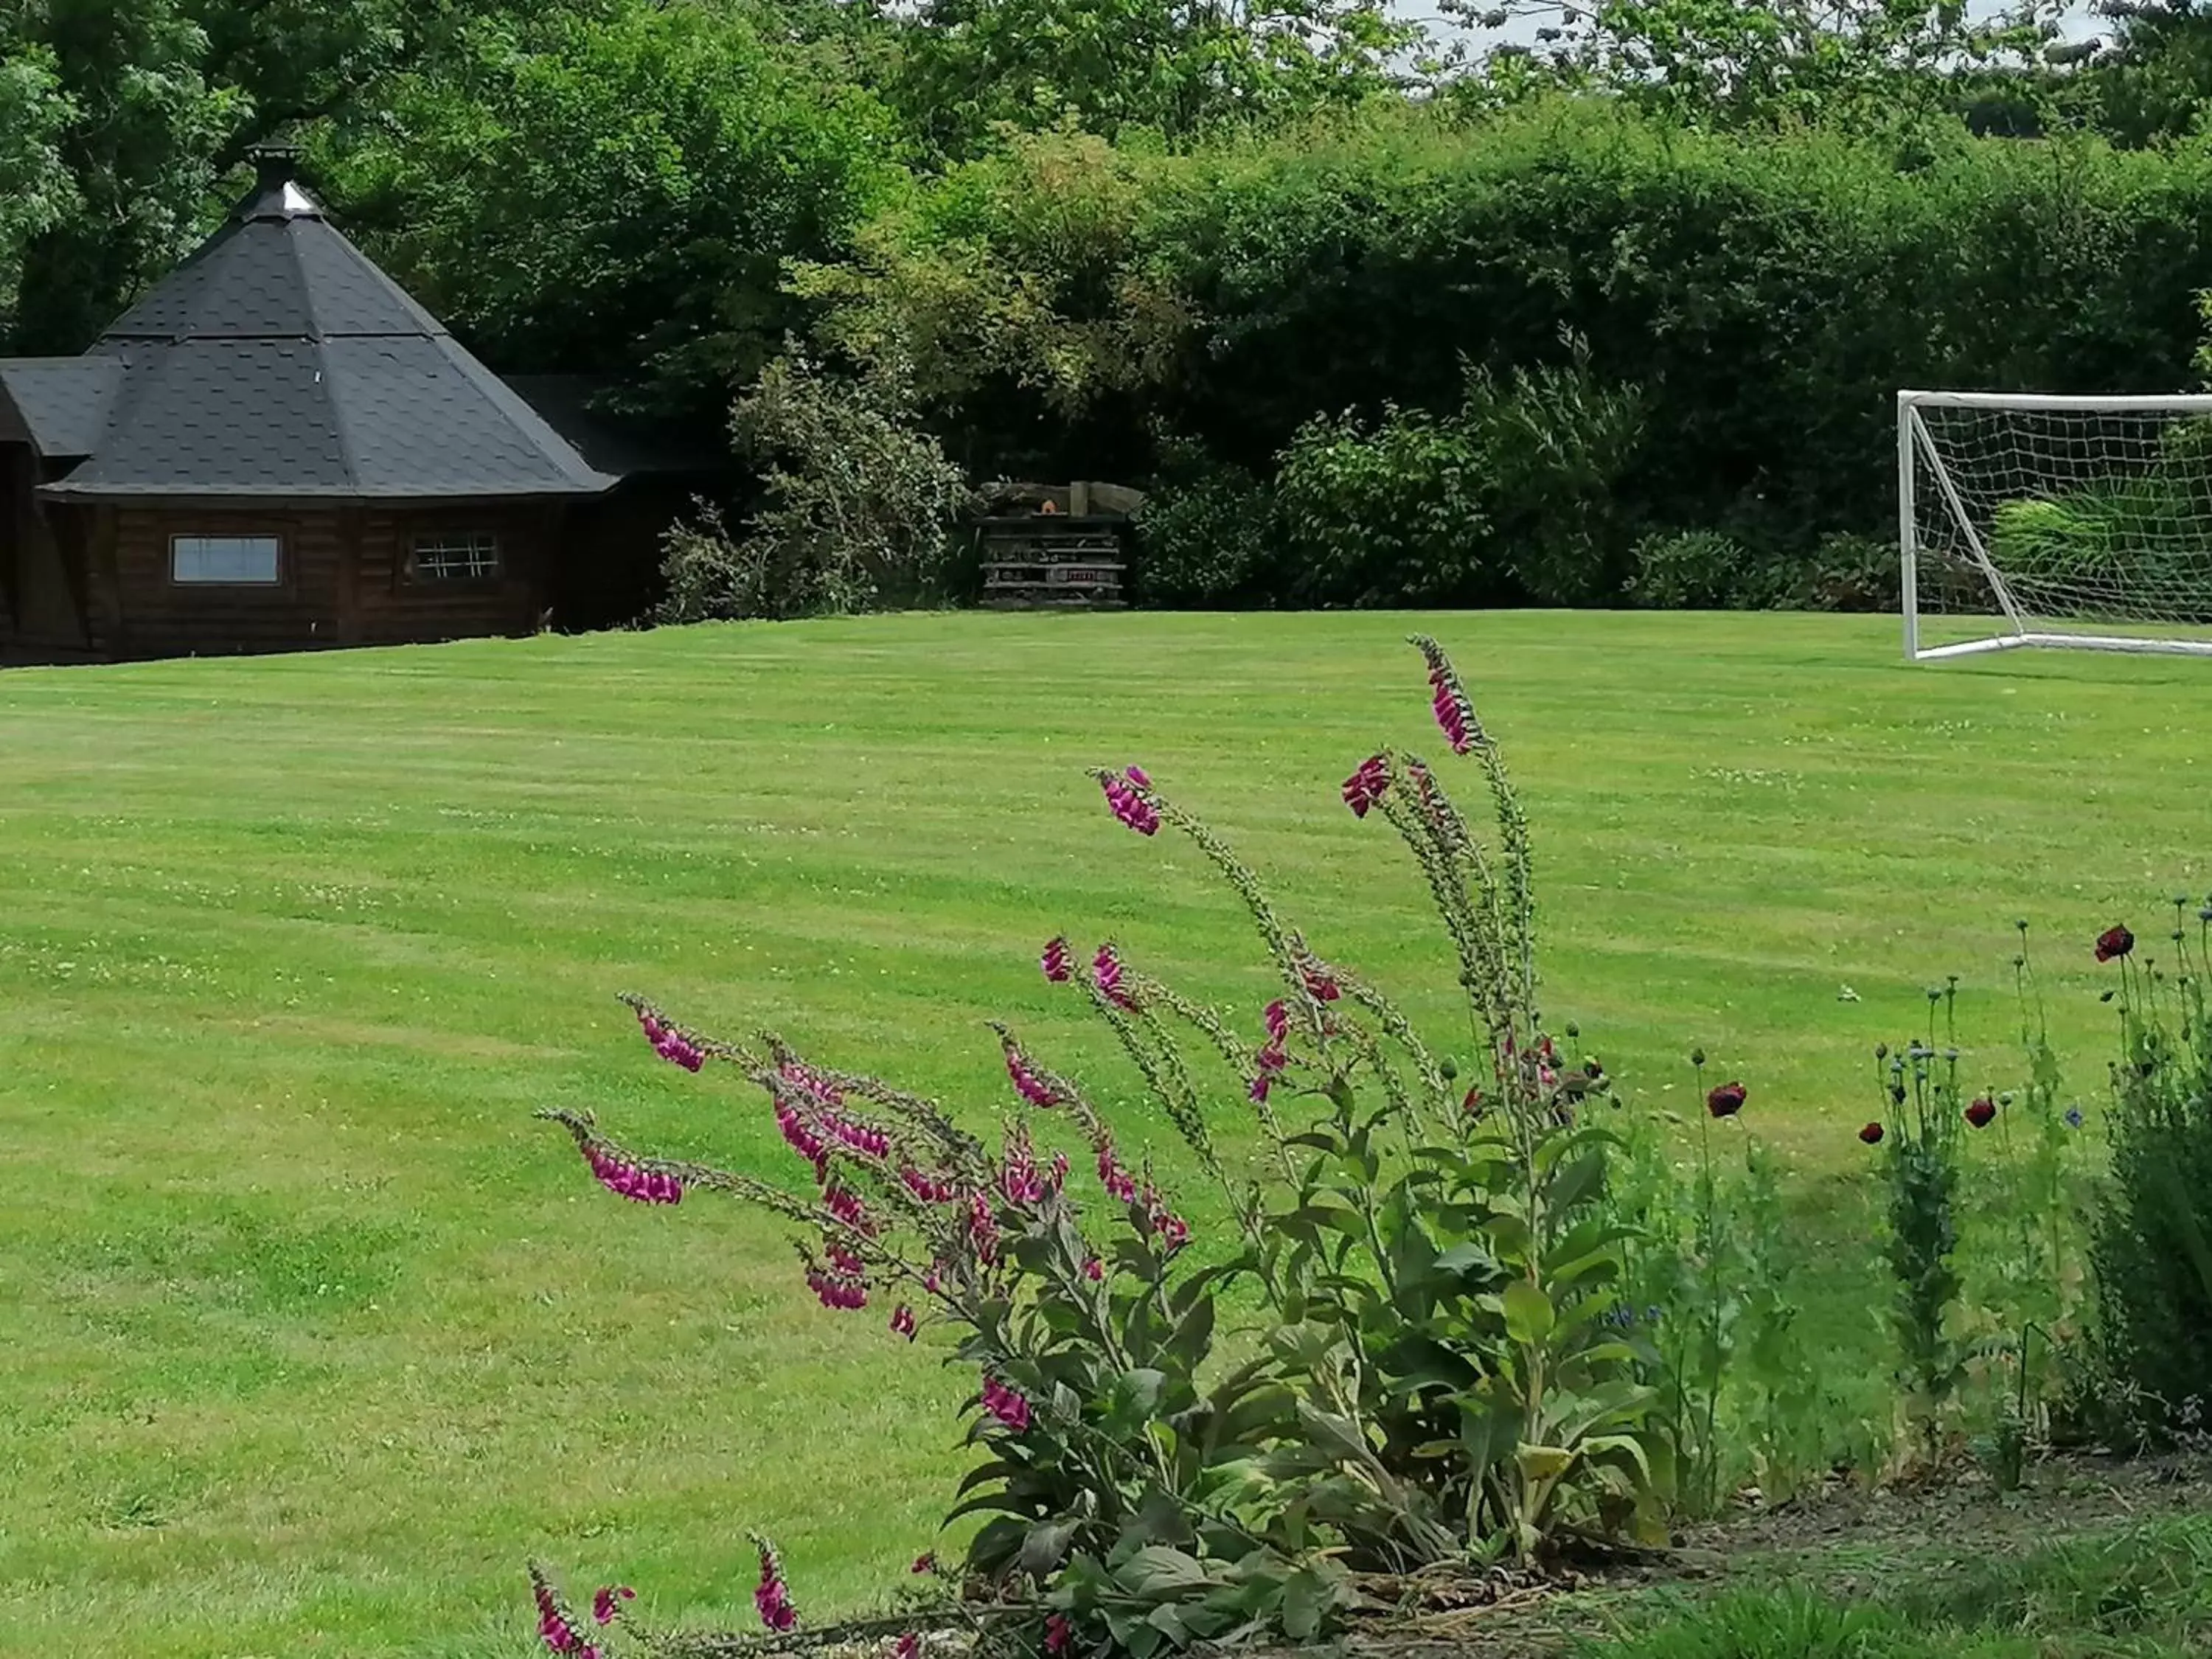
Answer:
top-left (38, 150), bottom-right (616, 501)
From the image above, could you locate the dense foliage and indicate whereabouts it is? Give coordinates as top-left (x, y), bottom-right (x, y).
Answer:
top-left (2085, 906), bottom-right (2212, 1441)
top-left (17, 1), bottom-right (2212, 612)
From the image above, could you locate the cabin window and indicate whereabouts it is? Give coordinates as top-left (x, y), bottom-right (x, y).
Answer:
top-left (171, 534), bottom-right (281, 585)
top-left (408, 531), bottom-right (501, 582)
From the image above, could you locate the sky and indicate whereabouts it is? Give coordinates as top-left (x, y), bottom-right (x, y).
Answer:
top-left (1450, 1), bottom-right (2109, 54)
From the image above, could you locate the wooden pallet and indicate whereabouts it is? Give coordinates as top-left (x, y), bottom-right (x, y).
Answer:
top-left (977, 517), bottom-right (1129, 608)
top-left (981, 558), bottom-right (1127, 608)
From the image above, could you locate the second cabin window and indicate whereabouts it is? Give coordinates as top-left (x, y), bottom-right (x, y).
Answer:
top-left (408, 531), bottom-right (501, 582)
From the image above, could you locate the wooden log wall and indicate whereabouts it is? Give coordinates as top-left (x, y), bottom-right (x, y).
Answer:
top-left (85, 502), bottom-right (556, 660)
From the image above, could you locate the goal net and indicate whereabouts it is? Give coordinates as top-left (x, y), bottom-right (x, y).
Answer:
top-left (1899, 390), bottom-right (2212, 661)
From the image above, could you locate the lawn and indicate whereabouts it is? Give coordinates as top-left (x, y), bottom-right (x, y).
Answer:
top-left (1, 610), bottom-right (2208, 1658)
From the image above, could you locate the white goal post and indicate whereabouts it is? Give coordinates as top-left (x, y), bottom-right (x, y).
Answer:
top-left (1899, 389), bottom-right (2212, 663)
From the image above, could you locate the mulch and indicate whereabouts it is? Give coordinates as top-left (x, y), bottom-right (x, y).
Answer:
top-left (1261, 1448), bottom-right (2212, 1659)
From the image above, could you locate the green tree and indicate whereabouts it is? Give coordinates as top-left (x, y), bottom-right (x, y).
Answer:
top-left (0, 32), bottom-right (77, 319)
top-left (2073, 0), bottom-right (2212, 145)
top-left (659, 349), bottom-right (973, 621)
top-left (1461, 0), bottom-right (2067, 130)
top-left (0, 0), bottom-right (524, 351)
top-left (889, 0), bottom-right (1422, 159)
top-left (316, 0), bottom-right (904, 414)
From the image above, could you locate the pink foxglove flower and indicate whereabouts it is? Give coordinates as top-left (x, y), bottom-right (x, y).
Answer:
top-left (534, 1574), bottom-right (587, 1655)
top-left (900, 1166), bottom-right (959, 1203)
top-left (807, 1265), bottom-right (867, 1310)
top-left (1141, 1186), bottom-right (1190, 1254)
top-left (591, 1587), bottom-right (636, 1626)
top-left (776, 1102), bottom-right (829, 1175)
top-left (1004, 1042), bottom-right (1060, 1110)
top-left (779, 1057), bottom-right (844, 1107)
top-left (1041, 936), bottom-right (1072, 983)
top-left (824, 1184), bottom-right (875, 1236)
top-left (1045, 1614), bottom-right (1073, 1655)
top-left (752, 1536), bottom-right (798, 1632)
top-left (1002, 1120), bottom-right (1043, 1197)
top-left (893, 1635), bottom-right (920, 1659)
top-left (966, 1192), bottom-right (1001, 1264)
top-left (891, 1304), bottom-right (917, 1340)
top-left (1263, 1000), bottom-right (1290, 1043)
top-left (585, 1147), bottom-right (683, 1206)
top-left (1340, 754), bottom-right (1391, 818)
top-left (1099, 771), bottom-right (1161, 836)
top-left (1083, 1255), bottom-right (1104, 1282)
top-left (981, 1374), bottom-right (1032, 1432)
top-left (1301, 964), bottom-right (1340, 1003)
top-left (1413, 634), bottom-right (1483, 756)
top-left (1096, 1141), bottom-right (1137, 1203)
top-left (1093, 944), bottom-right (1135, 1009)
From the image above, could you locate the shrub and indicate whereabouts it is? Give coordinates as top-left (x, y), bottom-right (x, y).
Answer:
top-left (529, 639), bottom-right (1678, 1652)
top-left (1792, 532), bottom-right (1896, 613)
top-left (1989, 481), bottom-right (2212, 626)
top-left (1273, 403), bottom-right (1498, 607)
top-left (1130, 460), bottom-right (1278, 607)
top-left (1273, 346), bottom-right (1643, 608)
top-left (2084, 902), bottom-right (2212, 1441)
top-left (1612, 1063), bottom-right (1840, 1517)
top-left (1866, 992), bottom-right (1974, 1460)
top-left (658, 353), bottom-right (973, 622)
top-left (1628, 531), bottom-right (1763, 611)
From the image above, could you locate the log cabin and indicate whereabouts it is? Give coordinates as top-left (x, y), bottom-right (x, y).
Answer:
top-left (0, 148), bottom-right (714, 663)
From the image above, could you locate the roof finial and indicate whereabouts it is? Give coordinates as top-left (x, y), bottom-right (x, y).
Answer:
top-left (246, 142), bottom-right (304, 190)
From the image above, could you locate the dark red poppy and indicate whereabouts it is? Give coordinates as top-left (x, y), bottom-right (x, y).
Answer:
top-left (2096, 925), bottom-right (2135, 963)
top-left (1964, 1096), bottom-right (1997, 1130)
top-left (1705, 1082), bottom-right (1747, 1119)
top-left (1858, 1121), bottom-right (1885, 1145)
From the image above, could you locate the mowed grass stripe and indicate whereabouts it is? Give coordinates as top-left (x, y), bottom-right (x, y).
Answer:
top-left (0, 611), bottom-right (2206, 1656)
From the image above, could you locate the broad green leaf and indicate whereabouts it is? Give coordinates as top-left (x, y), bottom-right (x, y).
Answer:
top-left (1502, 1279), bottom-right (1555, 1344)
top-left (1118, 1545), bottom-right (1211, 1600)
top-left (1019, 1517), bottom-right (1081, 1576)
top-left (1516, 1442), bottom-right (1576, 1481)
top-left (1280, 1567), bottom-right (1330, 1641)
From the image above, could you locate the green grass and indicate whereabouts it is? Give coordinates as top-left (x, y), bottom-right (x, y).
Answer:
top-left (1584, 1512), bottom-right (2212, 1658)
top-left (1, 610), bottom-right (2208, 1658)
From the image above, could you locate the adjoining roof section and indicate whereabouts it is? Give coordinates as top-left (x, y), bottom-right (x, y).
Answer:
top-left (33, 147), bottom-right (617, 503)
top-left (0, 358), bottom-right (126, 459)
top-left (504, 375), bottom-right (731, 478)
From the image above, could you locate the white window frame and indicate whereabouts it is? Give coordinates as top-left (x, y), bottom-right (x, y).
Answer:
top-left (170, 533), bottom-right (282, 587)
top-left (407, 530), bottom-right (501, 583)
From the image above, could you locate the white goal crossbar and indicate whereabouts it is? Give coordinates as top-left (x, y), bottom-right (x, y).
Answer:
top-left (1899, 389), bottom-right (2212, 662)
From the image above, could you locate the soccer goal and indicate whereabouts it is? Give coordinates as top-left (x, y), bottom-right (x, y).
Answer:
top-left (1899, 389), bottom-right (2212, 662)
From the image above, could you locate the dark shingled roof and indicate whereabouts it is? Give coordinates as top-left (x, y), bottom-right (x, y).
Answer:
top-left (0, 358), bottom-right (126, 458)
top-left (20, 155), bottom-right (616, 502)
top-left (503, 375), bottom-right (729, 477)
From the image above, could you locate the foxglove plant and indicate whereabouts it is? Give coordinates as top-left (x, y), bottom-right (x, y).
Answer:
top-left (528, 639), bottom-right (1666, 1656)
